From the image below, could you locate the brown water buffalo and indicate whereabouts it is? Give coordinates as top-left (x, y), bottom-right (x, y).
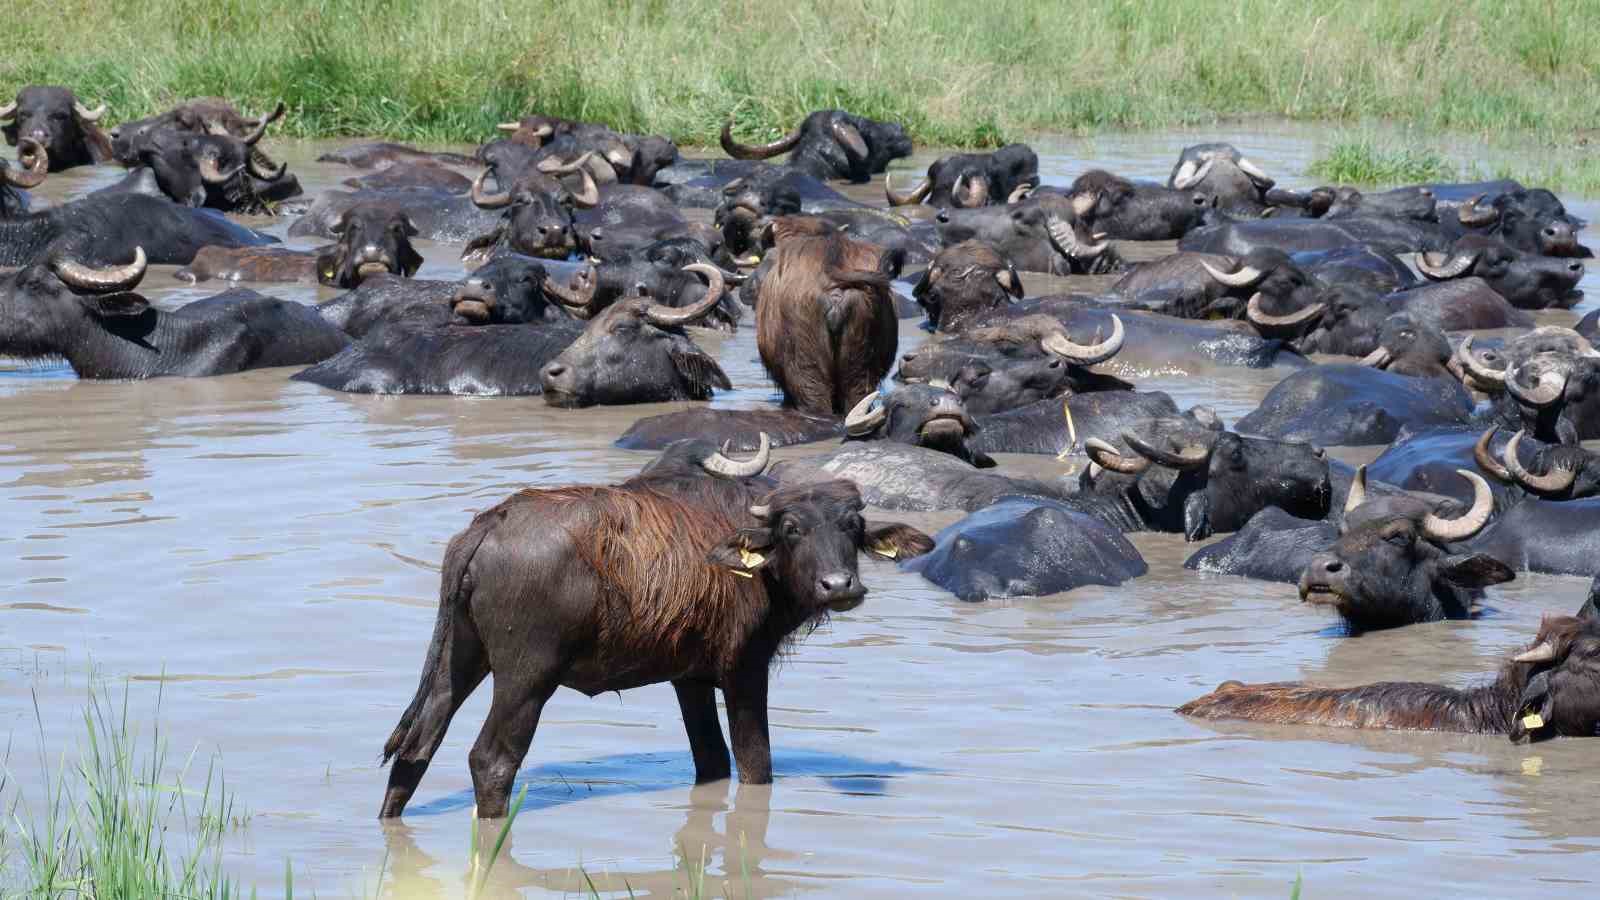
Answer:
top-left (1, 86), bottom-right (112, 171)
top-left (377, 441), bottom-right (933, 818)
top-left (1179, 609), bottom-right (1600, 742)
top-left (755, 218), bottom-right (902, 415)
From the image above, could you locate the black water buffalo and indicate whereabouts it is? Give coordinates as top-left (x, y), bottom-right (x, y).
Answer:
top-left (0, 192), bottom-right (276, 267)
top-left (911, 240), bottom-right (1024, 332)
top-left (377, 445), bottom-right (932, 818)
top-left (1291, 285), bottom-right (1392, 357)
top-left (109, 97), bottom-right (284, 165)
top-left (316, 256), bottom-right (587, 338)
top-left (712, 167), bottom-right (863, 259)
top-left (770, 442), bottom-right (1072, 513)
top-left (1455, 188), bottom-right (1592, 257)
top-left (461, 154), bottom-right (599, 261)
top-left (292, 320), bottom-right (583, 395)
top-left (289, 188), bottom-right (500, 243)
top-left (1184, 506), bottom-right (1341, 585)
top-left (1451, 326), bottom-right (1599, 394)
top-left (1355, 312), bottom-right (1456, 380)
top-left (1180, 216), bottom-right (1449, 258)
top-left (1075, 418), bottom-right (1331, 540)
top-left (1495, 350), bottom-right (1600, 444)
top-left (1178, 611), bottom-right (1600, 740)
top-left (1362, 426), bottom-right (1523, 509)
top-left (540, 266), bottom-right (732, 407)
top-left (0, 249), bottom-right (346, 378)
top-left (1385, 279), bottom-right (1533, 332)
top-left (1464, 496), bottom-right (1600, 576)
top-left (574, 184), bottom-right (715, 261)
top-left (903, 498), bottom-right (1148, 601)
top-left (1415, 235), bottom-right (1585, 310)
top-left (896, 313), bottom-right (1129, 416)
top-left (1167, 143), bottom-right (1274, 212)
top-left (885, 144), bottom-right (1038, 208)
top-left (1293, 245), bottom-right (1417, 294)
top-left (932, 199), bottom-right (1118, 275)
top-left (107, 128), bottom-right (300, 214)
top-left (1236, 364), bottom-right (1473, 445)
top-left (1, 86), bottom-right (112, 171)
top-left (317, 142), bottom-right (475, 168)
top-left (840, 383), bottom-right (994, 467)
top-left (316, 205), bottom-right (423, 288)
top-left (343, 160), bottom-right (471, 193)
top-left (1476, 427), bottom-right (1600, 500)
top-left (1296, 467), bottom-right (1511, 631)
top-left (585, 238), bottom-right (744, 331)
top-left (1062, 170), bottom-right (1211, 240)
top-left (1111, 248), bottom-right (1324, 333)
top-left (491, 117), bottom-right (679, 185)
top-left (616, 408), bottom-right (846, 452)
top-left (968, 390), bottom-right (1183, 457)
top-left (721, 110), bottom-right (911, 183)
top-left (1274, 184), bottom-right (1438, 222)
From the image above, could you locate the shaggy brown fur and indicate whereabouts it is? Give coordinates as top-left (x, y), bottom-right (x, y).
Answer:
top-left (1178, 615), bottom-right (1600, 741)
top-left (755, 218), bottom-right (900, 415)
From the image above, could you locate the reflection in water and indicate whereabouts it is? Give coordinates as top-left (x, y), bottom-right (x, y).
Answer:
top-left (0, 131), bottom-right (1597, 896)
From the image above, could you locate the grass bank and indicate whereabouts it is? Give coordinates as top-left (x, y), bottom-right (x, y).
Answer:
top-left (1309, 138), bottom-right (1600, 193)
top-left (3, 0), bottom-right (1596, 150)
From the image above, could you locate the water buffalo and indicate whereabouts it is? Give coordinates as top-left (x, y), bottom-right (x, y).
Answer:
top-left (721, 110), bottom-right (911, 183)
top-left (1462, 495), bottom-right (1600, 576)
top-left (462, 154), bottom-right (600, 261)
top-left (289, 188), bottom-right (500, 243)
top-left (1385, 278), bottom-right (1533, 332)
top-left (292, 320), bottom-right (583, 395)
top-left (377, 443), bottom-right (932, 818)
top-left (1180, 216), bottom-right (1449, 258)
top-left (903, 498), bottom-right (1148, 601)
top-left (317, 205), bottom-right (423, 288)
top-left (0, 192), bottom-right (276, 267)
top-left (575, 184), bottom-right (709, 260)
top-left (1062, 169), bottom-right (1211, 240)
top-left (1415, 235), bottom-right (1585, 309)
top-left (0, 248), bottom-right (347, 378)
top-left (1179, 610), bottom-right (1600, 742)
top-left (491, 118), bottom-right (678, 185)
top-left (616, 409), bottom-right (847, 452)
top-left (1355, 313), bottom-right (1457, 380)
top-left (1075, 418), bottom-right (1331, 539)
top-left (911, 240), bottom-right (1024, 332)
top-left (1297, 467), bottom-right (1510, 631)
top-left (584, 237), bottom-right (744, 331)
top-left (109, 97), bottom-right (284, 165)
top-left (1184, 506), bottom-right (1341, 585)
top-left (1476, 427), bottom-right (1600, 500)
top-left (1235, 364), bottom-right (1474, 446)
top-left (1112, 248), bottom-right (1324, 333)
top-left (969, 390), bottom-right (1182, 457)
top-left (713, 167), bottom-right (863, 259)
top-left (755, 220), bottom-right (901, 415)
top-left (1167, 143), bottom-right (1274, 213)
top-left (317, 142), bottom-right (475, 168)
top-left (840, 383), bottom-right (994, 467)
top-left (1494, 350), bottom-right (1600, 444)
top-left (1456, 188), bottom-right (1592, 258)
top-left (343, 160), bottom-right (471, 194)
top-left (111, 128), bottom-right (300, 213)
top-left (1293, 245), bottom-right (1417, 294)
top-left (315, 256), bottom-right (586, 338)
top-left (540, 265), bottom-right (732, 407)
top-left (770, 442), bottom-right (1072, 513)
top-left (932, 199), bottom-right (1118, 275)
top-left (1273, 184), bottom-right (1438, 222)
top-left (1291, 285), bottom-right (1392, 357)
top-left (1, 86), bottom-right (112, 171)
top-left (884, 144), bottom-right (1038, 208)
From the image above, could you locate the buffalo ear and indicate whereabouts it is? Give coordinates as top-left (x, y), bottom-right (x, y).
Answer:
top-left (878, 247), bottom-right (906, 281)
top-left (328, 212), bottom-right (350, 236)
top-left (314, 249), bottom-right (340, 286)
top-left (995, 266), bottom-right (1024, 298)
top-left (400, 214), bottom-right (419, 237)
top-left (82, 294), bottom-right (149, 317)
top-left (1438, 553), bottom-right (1516, 589)
top-left (671, 349), bottom-right (732, 394)
top-left (708, 527), bottom-right (776, 573)
top-left (863, 522), bottom-right (935, 560)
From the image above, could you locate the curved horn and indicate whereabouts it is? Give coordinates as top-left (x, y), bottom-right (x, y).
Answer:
top-left (1084, 437), bottom-right (1151, 474)
top-left (1420, 470), bottom-right (1494, 542)
top-left (239, 101), bottom-right (284, 146)
top-left (844, 391), bottom-right (888, 436)
top-left (644, 263), bottom-right (725, 327)
top-left (747, 502), bottom-right (772, 519)
top-left (1237, 156), bottom-right (1274, 187)
top-left (51, 246), bottom-right (148, 293)
top-left (1344, 464), bottom-right (1369, 515)
top-left (1045, 215), bottom-right (1108, 259)
top-left (1200, 259), bottom-right (1266, 287)
top-left (884, 174), bottom-right (932, 207)
top-left (496, 121), bottom-right (521, 133)
top-left (1122, 429), bottom-right (1214, 469)
top-left (469, 168), bottom-right (512, 209)
top-left (568, 164), bottom-right (599, 208)
top-left (1417, 248), bottom-right (1478, 280)
top-left (1173, 157), bottom-right (1215, 190)
top-left (1474, 427), bottom-right (1513, 482)
top-left (831, 121), bottom-right (867, 161)
top-left (1506, 363), bottom-right (1569, 408)
top-left (953, 173), bottom-right (989, 208)
top-left (1359, 345), bottom-right (1393, 369)
top-left (246, 151), bottom-right (287, 181)
top-left (5, 139), bottom-right (48, 188)
top-left (1455, 335), bottom-right (1505, 387)
top-left (544, 264), bottom-right (598, 312)
top-left (197, 151), bottom-right (246, 185)
top-left (0, 100), bottom-right (15, 120)
top-left (720, 119), bottom-right (801, 160)
top-left (1503, 430), bottom-right (1577, 494)
top-left (1513, 640), bottom-right (1558, 664)
top-left (1457, 194), bottom-right (1499, 227)
top-left (72, 101), bottom-right (107, 123)
top-left (1041, 314), bottom-right (1124, 365)
top-left (1007, 182), bottom-right (1034, 204)
top-left (1247, 292), bottom-right (1325, 329)
top-left (701, 432), bottom-right (771, 478)
top-left (536, 150), bottom-right (598, 176)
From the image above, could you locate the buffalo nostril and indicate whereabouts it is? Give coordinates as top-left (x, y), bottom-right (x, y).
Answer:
top-left (1324, 560), bottom-right (1344, 574)
top-left (1569, 262), bottom-right (1585, 273)
top-left (543, 363), bottom-right (567, 379)
top-left (818, 573), bottom-right (855, 594)
top-left (902, 353), bottom-right (917, 362)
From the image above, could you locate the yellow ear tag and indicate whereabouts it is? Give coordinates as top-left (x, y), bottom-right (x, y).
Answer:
top-left (1521, 712), bottom-right (1545, 730)
top-left (870, 541), bottom-right (898, 559)
top-left (738, 548), bottom-right (766, 570)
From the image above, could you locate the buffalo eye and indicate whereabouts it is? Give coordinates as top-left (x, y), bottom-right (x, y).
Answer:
top-left (1384, 530), bottom-right (1411, 549)
top-left (782, 519), bottom-right (803, 540)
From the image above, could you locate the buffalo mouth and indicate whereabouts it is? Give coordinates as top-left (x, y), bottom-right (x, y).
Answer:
top-left (917, 414), bottom-right (972, 444)
top-left (825, 590), bottom-right (867, 613)
top-left (1298, 583), bottom-right (1344, 606)
top-left (355, 260), bottom-right (393, 280)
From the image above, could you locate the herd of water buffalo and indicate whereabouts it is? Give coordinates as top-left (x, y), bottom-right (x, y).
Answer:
top-left (2, 85), bottom-right (1598, 820)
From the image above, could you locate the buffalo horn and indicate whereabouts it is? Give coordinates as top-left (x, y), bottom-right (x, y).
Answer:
top-left (1503, 430), bottom-right (1578, 493)
top-left (1041, 314), bottom-right (1124, 365)
top-left (844, 391), bottom-right (888, 436)
top-left (51, 246), bottom-right (148, 293)
top-left (644, 264), bottom-right (725, 327)
top-left (1419, 470), bottom-right (1494, 542)
top-left (702, 432), bottom-right (771, 478)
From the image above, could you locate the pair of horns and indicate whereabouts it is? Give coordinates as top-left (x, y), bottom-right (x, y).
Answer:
top-left (1475, 427), bottom-right (1579, 494)
top-left (701, 432), bottom-right (771, 479)
top-left (1344, 465), bottom-right (1494, 542)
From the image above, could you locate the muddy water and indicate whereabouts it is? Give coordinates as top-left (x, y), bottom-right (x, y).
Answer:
top-left (2, 127), bottom-right (1599, 898)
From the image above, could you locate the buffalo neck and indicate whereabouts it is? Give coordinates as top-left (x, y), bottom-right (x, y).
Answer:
top-left (0, 213), bottom-right (61, 267)
top-left (64, 307), bottom-right (180, 379)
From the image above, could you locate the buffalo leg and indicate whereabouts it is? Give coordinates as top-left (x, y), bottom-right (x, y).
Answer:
top-left (379, 616), bottom-right (490, 819)
top-left (722, 667), bottom-right (773, 784)
top-left (467, 672), bottom-right (559, 818)
top-left (673, 679), bottom-right (731, 782)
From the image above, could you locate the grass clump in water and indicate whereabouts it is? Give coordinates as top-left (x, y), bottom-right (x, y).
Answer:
top-left (0, 686), bottom-right (249, 898)
top-left (1307, 140), bottom-right (1459, 185)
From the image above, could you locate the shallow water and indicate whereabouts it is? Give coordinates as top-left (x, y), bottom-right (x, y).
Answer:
top-left (2, 126), bottom-right (1598, 898)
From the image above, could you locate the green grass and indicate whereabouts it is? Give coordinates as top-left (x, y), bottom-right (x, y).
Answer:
top-left (0, 686), bottom-right (249, 898)
top-left (2, 0), bottom-right (1598, 151)
top-left (1307, 140), bottom-right (1460, 185)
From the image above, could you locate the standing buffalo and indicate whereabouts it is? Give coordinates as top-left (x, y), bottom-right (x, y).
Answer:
top-left (755, 219), bottom-right (902, 415)
top-left (721, 110), bottom-right (911, 183)
top-left (1, 86), bottom-right (112, 171)
top-left (377, 441), bottom-right (932, 818)
top-left (885, 145), bottom-right (1038, 208)
top-left (1179, 610), bottom-right (1600, 741)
